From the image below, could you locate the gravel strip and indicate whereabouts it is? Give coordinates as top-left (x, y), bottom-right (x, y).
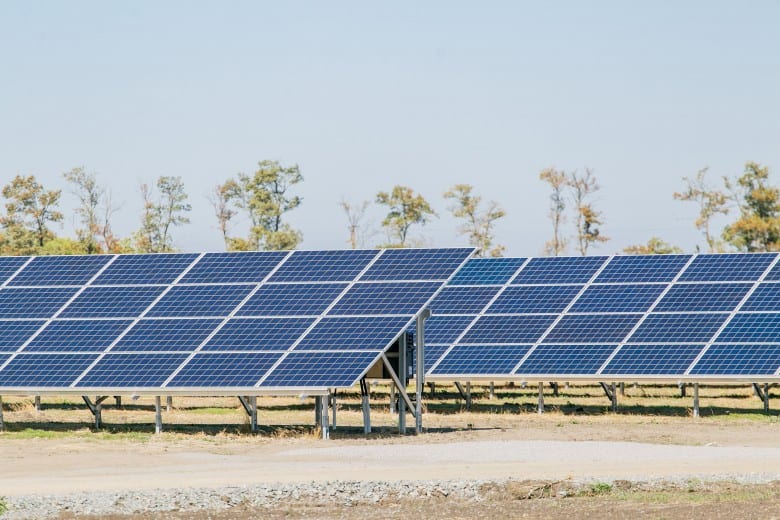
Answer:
top-left (3, 473), bottom-right (780, 519)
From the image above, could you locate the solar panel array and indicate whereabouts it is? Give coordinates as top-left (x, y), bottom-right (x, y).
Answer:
top-left (0, 248), bottom-right (473, 392)
top-left (425, 254), bottom-right (780, 380)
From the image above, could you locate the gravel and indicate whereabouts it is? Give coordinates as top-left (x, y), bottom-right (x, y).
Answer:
top-left (3, 473), bottom-right (780, 519)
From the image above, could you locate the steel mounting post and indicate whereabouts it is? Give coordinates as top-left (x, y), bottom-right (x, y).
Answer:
top-left (83, 396), bottom-right (109, 429)
top-left (537, 382), bottom-right (545, 414)
top-left (360, 378), bottom-right (371, 434)
top-left (693, 383), bottom-right (700, 418)
top-left (154, 396), bottom-right (162, 434)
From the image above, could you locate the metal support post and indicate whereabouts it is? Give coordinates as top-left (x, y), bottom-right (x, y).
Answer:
top-left (83, 396), bottom-right (108, 429)
top-left (550, 382), bottom-right (559, 397)
top-left (166, 396), bottom-right (173, 413)
top-left (765, 383), bottom-right (770, 413)
top-left (34, 396), bottom-right (41, 411)
top-left (428, 382), bottom-right (436, 397)
top-left (599, 383), bottom-right (617, 413)
top-left (611, 382), bottom-right (617, 412)
top-left (415, 309), bottom-right (430, 434)
top-left (320, 394), bottom-right (330, 440)
top-left (360, 378), bottom-right (371, 434)
top-left (398, 333), bottom-right (407, 434)
top-left (0, 395), bottom-right (4, 432)
top-left (238, 396), bottom-right (258, 433)
top-left (389, 383), bottom-right (396, 414)
top-left (679, 382), bottom-right (687, 398)
top-left (155, 396), bottom-right (162, 434)
top-left (693, 383), bottom-right (700, 418)
top-left (114, 396), bottom-right (122, 408)
top-left (489, 382), bottom-right (496, 400)
top-left (330, 391), bottom-right (337, 430)
top-left (314, 396), bottom-right (322, 427)
top-left (465, 382), bottom-right (472, 410)
top-left (619, 382), bottom-right (625, 396)
top-left (537, 382), bottom-right (544, 414)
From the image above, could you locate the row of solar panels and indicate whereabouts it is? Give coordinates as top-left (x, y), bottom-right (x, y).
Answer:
top-left (0, 248), bottom-right (474, 391)
top-left (421, 254), bottom-right (780, 379)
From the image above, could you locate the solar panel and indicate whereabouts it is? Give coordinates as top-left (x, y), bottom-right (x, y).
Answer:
top-left (447, 258), bottom-right (526, 285)
top-left (9, 255), bottom-right (112, 286)
top-left (427, 253), bottom-right (780, 382)
top-left (0, 287), bottom-right (79, 318)
top-left (419, 315), bottom-right (476, 345)
top-left (60, 286), bottom-right (166, 318)
top-left (428, 286), bottom-right (501, 315)
top-left (93, 253), bottom-right (199, 285)
top-left (259, 351), bottom-right (380, 387)
top-left (145, 285), bottom-right (255, 317)
top-left (0, 247), bottom-right (474, 391)
top-left (26, 319), bottom-right (133, 352)
top-left (168, 352), bottom-right (283, 387)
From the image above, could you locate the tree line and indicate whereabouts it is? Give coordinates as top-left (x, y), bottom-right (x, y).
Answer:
top-left (2, 160), bottom-right (778, 257)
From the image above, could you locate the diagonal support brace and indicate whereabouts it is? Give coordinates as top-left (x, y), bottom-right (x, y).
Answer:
top-left (82, 396), bottom-right (109, 429)
top-left (381, 354), bottom-right (417, 419)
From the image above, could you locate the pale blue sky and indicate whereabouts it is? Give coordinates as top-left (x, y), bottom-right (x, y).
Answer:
top-left (2, 2), bottom-right (780, 255)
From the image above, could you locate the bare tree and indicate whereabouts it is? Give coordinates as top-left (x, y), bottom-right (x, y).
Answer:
top-left (539, 168), bottom-right (568, 256)
top-left (339, 198), bottom-right (376, 249)
top-left (569, 168), bottom-right (608, 255)
top-left (209, 183), bottom-right (236, 250)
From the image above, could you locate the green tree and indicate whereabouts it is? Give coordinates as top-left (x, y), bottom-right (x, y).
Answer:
top-left (221, 160), bottom-right (303, 251)
top-left (443, 184), bottom-right (506, 257)
top-left (569, 169), bottom-right (608, 255)
top-left (209, 183), bottom-right (236, 250)
top-left (722, 162), bottom-right (780, 252)
top-left (134, 176), bottom-right (191, 253)
top-left (623, 237), bottom-right (683, 255)
top-left (0, 174), bottom-right (63, 254)
top-left (673, 167), bottom-right (729, 253)
top-left (539, 168), bottom-right (568, 256)
top-left (63, 166), bottom-right (121, 254)
top-left (375, 185), bottom-right (436, 247)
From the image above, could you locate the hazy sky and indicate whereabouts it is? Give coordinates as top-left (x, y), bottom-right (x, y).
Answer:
top-left (2, 2), bottom-right (780, 256)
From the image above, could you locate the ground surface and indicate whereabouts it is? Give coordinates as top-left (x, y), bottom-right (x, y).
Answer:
top-left (2, 384), bottom-right (780, 518)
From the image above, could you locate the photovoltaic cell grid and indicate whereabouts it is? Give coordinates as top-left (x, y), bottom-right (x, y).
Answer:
top-left (0, 248), bottom-right (474, 391)
top-left (426, 253), bottom-right (780, 379)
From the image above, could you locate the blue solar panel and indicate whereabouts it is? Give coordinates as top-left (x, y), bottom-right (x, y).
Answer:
top-left (202, 317), bottom-right (315, 352)
top-left (431, 345), bottom-right (531, 375)
top-left (678, 253), bottom-right (776, 282)
top-left (714, 313), bottom-right (780, 343)
top-left (428, 286), bottom-right (500, 314)
top-left (329, 282), bottom-right (441, 316)
top-left (595, 255), bottom-right (692, 283)
top-left (0, 320), bottom-right (45, 352)
top-left (461, 315), bottom-right (556, 344)
top-left (543, 314), bottom-right (642, 343)
top-left (294, 316), bottom-right (411, 350)
top-left (421, 345), bottom-right (452, 372)
top-left (0, 353), bottom-right (98, 386)
top-left (113, 319), bottom-right (222, 351)
top-left (418, 315), bottom-right (475, 345)
top-left (93, 253), bottom-right (199, 285)
top-left (487, 285), bottom-right (582, 314)
top-left (26, 319), bottom-right (132, 352)
top-left (146, 285), bottom-right (255, 317)
top-left (690, 344), bottom-right (780, 375)
top-left (0, 257), bottom-right (30, 284)
top-left (447, 258), bottom-right (526, 286)
top-left (516, 344), bottom-right (618, 374)
top-left (654, 283), bottom-right (752, 312)
top-left (627, 313), bottom-right (727, 343)
top-left (181, 251), bottom-right (287, 283)
top-left (741, 283), bottom-right (780, 311)
top-left (260, 351), bottom-right (380, 387)
top-left (60, 286), bottom-right (166, 318)
top-left (0, 287), bottom-right (78, 319)
top-left (269, 250), bottom-right (378, 282)
top-left (168, 352), bottom-right (283, 387)
top-left (512, 256), bottom-right (608, 285)
top-left (77, 353), bottom-right (189, 387)
top-left (237, 283), bottom-right (347, 317)
top-left (569, 284), bottom-right (666, 313)
top-left (9, 255), bottom-right (112, 286)
top-left (601, 344), bottom-right (705, 375)
top-left (361, 248), bottom-right (474, 281)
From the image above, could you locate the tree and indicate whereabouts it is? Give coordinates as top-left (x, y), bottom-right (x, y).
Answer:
top-left (569, 168), bottom-right (608, 255)
top-left (539, 168), bottom-right (568, 256)
top-left (722, 162), bottom-right (780, 252)
top-left (63, 166), bottom-right (121, 254)
top-left (221, 160), bottom-right (303, 251)
top-left (134, 176), bottom-right (191, 253)
top-left (209, 183), bottom-right (236, 250)
top-left (673, 167), bottom-right (729, 253)
top-left (623, 237), bottom-right (683, 255)
top-left (375, 186), bottom-right (436, 247)
top-left (339, 198), bottom-right (376, 249)
top-left (443, 184), bottom-right (506, 257)
top-left (0, 174), bottom-right (63, 254)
